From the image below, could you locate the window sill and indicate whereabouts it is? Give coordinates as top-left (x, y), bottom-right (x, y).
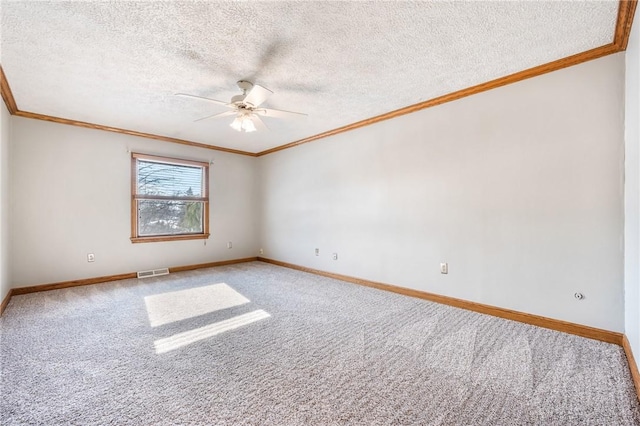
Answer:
top-left (131, 234), bottom-right (210, 244)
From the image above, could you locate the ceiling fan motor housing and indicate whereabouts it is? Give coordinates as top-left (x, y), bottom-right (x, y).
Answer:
top-left (237, 80), bottom-right (253, 92)
top-left (231, 94), bottom-right (246, 105)
top-left (234, 80), bottom-right (254, 105)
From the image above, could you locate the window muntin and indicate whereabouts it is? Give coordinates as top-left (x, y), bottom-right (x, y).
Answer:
top-left (131, 153), bottom-right (209, 243)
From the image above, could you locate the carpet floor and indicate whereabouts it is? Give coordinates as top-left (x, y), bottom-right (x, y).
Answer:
top-left (1, 261), bottom-right (639, 425)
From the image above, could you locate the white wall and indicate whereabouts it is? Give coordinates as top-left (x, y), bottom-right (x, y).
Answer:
top-left (10, 117), bottom-right (259, 287)
top-left (258, 53), bottom-right (626, 332)
top-left (0, 101), bottom-right (11, 302)
top-left (625, 18), bottom-right (640, 366)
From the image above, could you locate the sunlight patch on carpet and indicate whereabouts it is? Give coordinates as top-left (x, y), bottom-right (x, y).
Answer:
top-left (154, 309), bottom-right (271, 354)
top-left (144, 283), bottom-right (250, 327)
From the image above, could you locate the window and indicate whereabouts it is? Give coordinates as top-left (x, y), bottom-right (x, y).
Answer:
top-left (131, 153), bottom-right (209, 243)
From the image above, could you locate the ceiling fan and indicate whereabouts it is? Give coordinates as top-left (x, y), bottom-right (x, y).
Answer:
top-left (176, 81), bottom-right (307, 133)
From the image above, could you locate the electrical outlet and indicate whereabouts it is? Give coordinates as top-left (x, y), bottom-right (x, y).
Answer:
top-left (87, 253), bottom-right (95, 263)
top-left (315, 248), bottom-right (320, 256)
top-left (227, 242), bottom-right (232, 249)
top-left (440, 262), bottom-right (448, 274)
top-left (332, 253), bottom-right (338, 260)
top-left (259, 248), bottom-right (264, 255)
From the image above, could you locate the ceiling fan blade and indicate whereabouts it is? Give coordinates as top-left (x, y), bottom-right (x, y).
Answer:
top-left (175, 93), bottom-right (232, 108)
top-left (254, 107), bottom-right (307, 119)
top-left (243, 84), bottom-right (273, 107)
top-left (194, 110), bottom-right (237, 122)
top-left (250, 114), bottom-right (269, 132)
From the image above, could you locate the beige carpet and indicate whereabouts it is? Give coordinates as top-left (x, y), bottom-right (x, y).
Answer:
top-left (1, 261), bottom-right (638, 425)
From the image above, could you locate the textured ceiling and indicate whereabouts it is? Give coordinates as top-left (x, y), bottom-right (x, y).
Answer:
top-left (0, 1), bottom-right (619, 154)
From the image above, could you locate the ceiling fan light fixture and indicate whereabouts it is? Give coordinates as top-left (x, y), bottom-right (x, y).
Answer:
top-left (242, 116), bottom-right (257, 132)
top-left (230, 114), bottom-right (257, 133)
top-left (230, 116), bottom-right (243, 132)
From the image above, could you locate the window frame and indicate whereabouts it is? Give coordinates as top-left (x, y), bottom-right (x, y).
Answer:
top-left (131, 152), bottom-right (210, 243)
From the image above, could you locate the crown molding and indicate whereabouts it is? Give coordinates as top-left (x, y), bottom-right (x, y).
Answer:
top-left (12, 110), bottom-right (257, 156)
top-left (255, 43), bottom-right (620, 156)
top-left (0, 65), bottom-right (18, 114)
top-left (256, 0), bottom-right (636, 156)
top-left (615, 0), bottom-right (638, 50)
top-left (1, 65), bottom-right (256, 157)
top-left (1, 1), bottom-right (636, 157)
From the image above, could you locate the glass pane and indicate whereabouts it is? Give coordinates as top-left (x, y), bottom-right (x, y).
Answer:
top-left (138, 200), bottom-right (204, 236)
top-left (137, 160), bottom-right (203, 197)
